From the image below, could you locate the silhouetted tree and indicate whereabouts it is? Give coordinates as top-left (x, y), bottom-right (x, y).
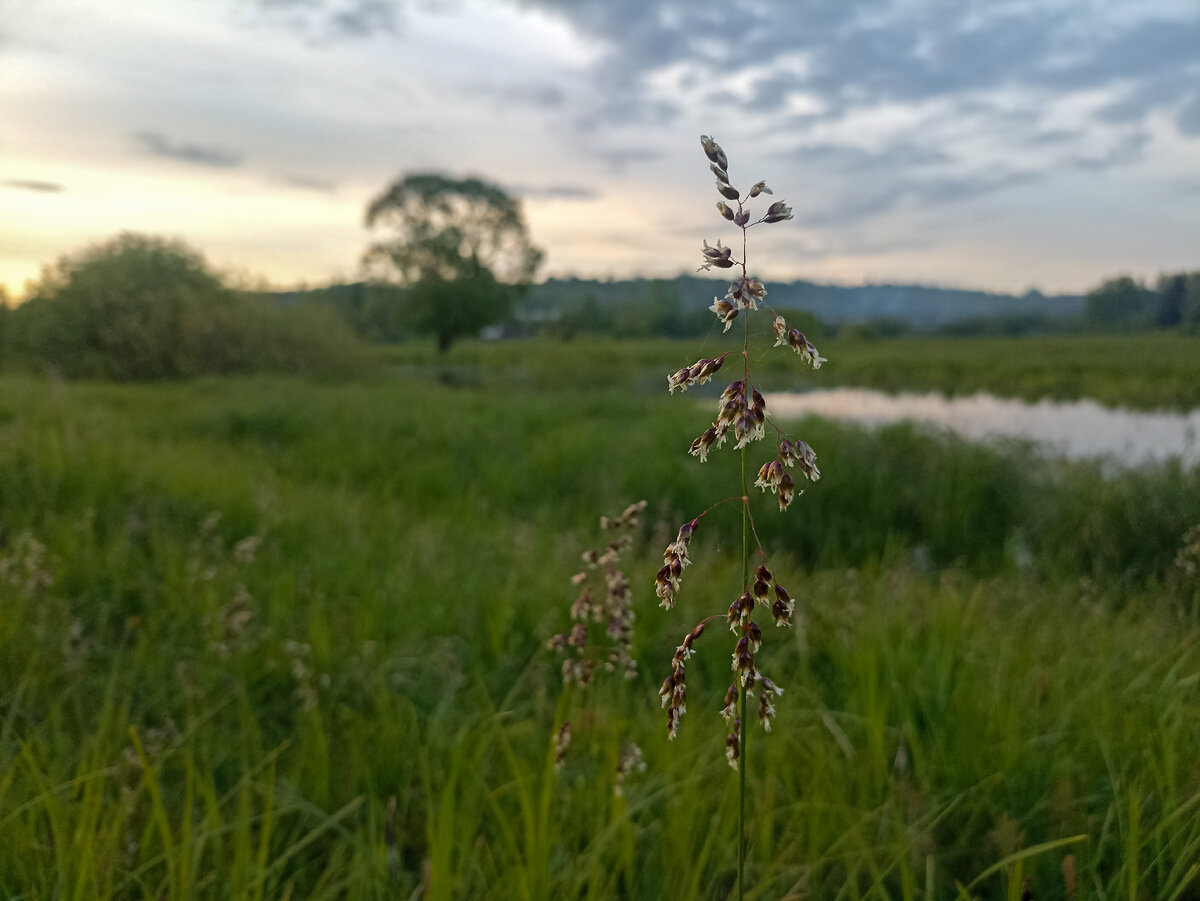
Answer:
top-left (1085, 276), bottom-right (1154, 330)
top-left (0, 286), bottom-right (9, 371)
top-left (1155, 273), bottom-right (1187, 329)
top-left (363, 174), bottom-right (542, 351)
top-left (1184, 272), bottom-right (1200, 331)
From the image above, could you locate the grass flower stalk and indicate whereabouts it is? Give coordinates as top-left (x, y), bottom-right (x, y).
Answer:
top-left (658, 135), bottom-right (825, 899)
top-left (549, 501), bottom-right (648, 792)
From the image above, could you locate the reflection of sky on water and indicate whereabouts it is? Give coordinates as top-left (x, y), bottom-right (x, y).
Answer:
top-left (765, 389), bottom-right (1200, 469)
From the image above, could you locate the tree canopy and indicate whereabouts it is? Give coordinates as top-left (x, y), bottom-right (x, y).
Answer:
top-left (363, 173), bottom-right (542, 350)
top-left (1085, 271), bottom-right (1200, 333)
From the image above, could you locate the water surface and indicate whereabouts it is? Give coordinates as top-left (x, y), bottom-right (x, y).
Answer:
top-left (764, 388), bottom-right (1200, 468)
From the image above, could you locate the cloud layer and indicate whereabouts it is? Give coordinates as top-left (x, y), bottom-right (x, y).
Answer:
top-left (1, 0), bottom-right (1196, 295)
top-left (134, 132), bottom-right (244, 168)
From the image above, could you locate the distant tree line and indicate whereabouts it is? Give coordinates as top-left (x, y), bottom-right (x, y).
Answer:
top-left (274, 281), bottom-right (411, 343)
top-left (541, 280), bottom-right (713, 340)
top-left (1085, 271), bottom-right (1200, 332)
top-left (261, 270), bottom-right (1200, 346)
top-left (1, 195), bottom-right (1194, 384)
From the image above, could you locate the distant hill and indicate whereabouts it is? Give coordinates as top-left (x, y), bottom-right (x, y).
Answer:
top-left (259, 276), bottom-right (1087, 343)
top-left (522, 276), bottom-right (1085, 330)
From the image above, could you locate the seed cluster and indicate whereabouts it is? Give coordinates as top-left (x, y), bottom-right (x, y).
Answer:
top-left (772, 314), bottom-right (825, 369)
top-left (754, 438), bottom-right (820, 511)
top-left (656, 135), bottom-right (827, 763)
top-left (654, 517), bottom-right (698, 610)
top-left (659, 620), bottom-right (705, 739)
top-left (549, 502), bottom-right (648, 795)
top-left (668, 354), bottom-right (726, 395)
top-left (549, 501), bottom-right (646, 684)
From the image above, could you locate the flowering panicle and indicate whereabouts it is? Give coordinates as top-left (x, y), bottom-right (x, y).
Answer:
top-left (668, 354), bottom-right (726, 394)
top-left (661, 620), bottom-right (707, 740)
top-left (762, 200), bottom-right (793, 223)
top-left (772, 314), bottom-right (825, 369)
top-left (757, 677), bottom-right (783, 731)
top-left (550, 500), bottom-right (646, 684)
top-left (687, 379), bottom-right (768, 463)
top-left (755, 438), bottom-right (820, 510)
top-left (709, 276), bottom-right (768, 332)
top-left (614, 741), bottom-right (647, 796)
top-left (550, 502), bottom-right (648, 796)
top-left (553, 722), bottom-right (572, 770)
top-left (699, 238), bottom-right (735, 271)
top-left (727, 275), bottom-right (766, 309)
top-left (780, 438), bottom-right (820, 481)
top-left (655, 517), bottom-right (698, 609)
top-left (725, 723), bottom-right (741, 768)
top-left (708, 297), bottom-right (739, 332)
top-left (721, 683), bottom-right (739, 721)
top-left (656, 135), bottom-right (828, 764)
top-left (1173, 523), bottom-right (1200, 578)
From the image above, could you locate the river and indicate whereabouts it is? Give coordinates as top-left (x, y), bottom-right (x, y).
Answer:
top-left (764, 388), bottom-right (1200, 468)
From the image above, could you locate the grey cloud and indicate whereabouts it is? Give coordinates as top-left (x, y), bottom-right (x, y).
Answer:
top-left (808, 169), bottom-right (1037, 228)
top-left (911, 172), bottom-right (1039, 206)
top-left (1039, 17), bottom-right (1200, 92)
top-left (729, 4), bottom-right (1067, 108)
top-left (514, 0), bottom-right (698, 126)
top-left (330, 0), bottom-right (397, 36)
top-left (1098, 76), bottom-right (1192, 125)
top-left (246, 0), bottom-right (402, 39)
top-left (522, 0), bottom-right (1198, 142)
top-left (283, 173), bottom-right (338, 191)
top-left (747, 71), bottom-right (801, 113)
top-left (788, 142), bottom-right (951, 172)
top-left (703, 89), bottom-right (740, 108)
top-left (1065, 131), bottom-right (1149, 173)
top-left (2, 179), bottom-right (64, 193)
top-left (1026, 129), bottom-right (1083, 146)
top-left (578, 94), bottom-right (680, 132)
top-left (511, 184), bottom-right (596, 200)
top-left (792, 126), bottom-right (1147, 229)
top-left (134, 131), bottom-right (243, 168)
top-left (839, 234), bottom-right (935, 258)
top-left (589, 147), bottom-right (663, 172)
top-left (1177, 95), bottom-right (1200, 137)
top-left (469, 81), bottom-right (566, 109)
top-left (787, 234), bottom-right (936, 262)
top-left (766, 132), bottom-right (1047, 230)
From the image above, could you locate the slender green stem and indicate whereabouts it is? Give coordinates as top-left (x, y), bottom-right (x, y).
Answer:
top-left (736, 214), bottom-right (751, 901)
top-left (738, 445), bottom-right (749, 901)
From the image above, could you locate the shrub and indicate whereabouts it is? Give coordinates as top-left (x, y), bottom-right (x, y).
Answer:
top-left (9, 233), bottom-right (364, 380)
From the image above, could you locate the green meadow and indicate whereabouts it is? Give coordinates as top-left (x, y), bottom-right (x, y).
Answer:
top-left (2, 335), bottom-right (1199, 899)
top-left (395, 333), bottom-right (1200, 409)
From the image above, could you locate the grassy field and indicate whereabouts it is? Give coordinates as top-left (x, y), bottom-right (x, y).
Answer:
top-left (387, 332), bottom-right (1200, 410)
top-left (1, 335), bottom-right (1199, 899)
top-left (809, 333), bottom-right (1200, 411)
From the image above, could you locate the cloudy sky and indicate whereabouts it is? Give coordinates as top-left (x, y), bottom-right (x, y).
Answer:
top-left (2, 0), bottom-right (1198, 297)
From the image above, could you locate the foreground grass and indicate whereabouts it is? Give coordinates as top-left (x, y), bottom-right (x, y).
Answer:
top-left (1, 347), bottom-right (1198, 899)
